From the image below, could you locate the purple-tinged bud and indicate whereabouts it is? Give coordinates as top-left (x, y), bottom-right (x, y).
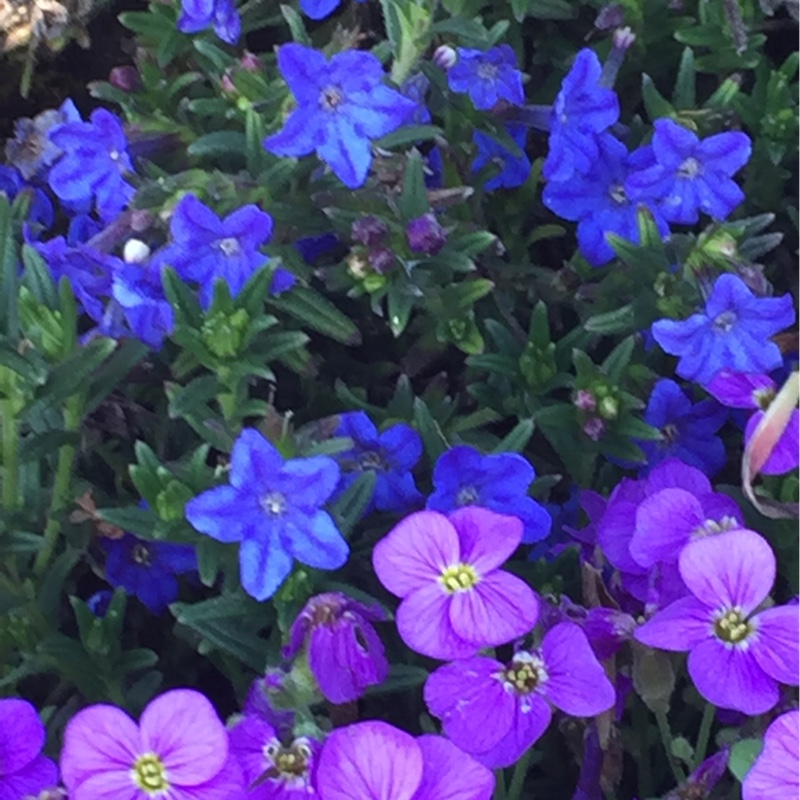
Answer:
top-left (600, 26), bottom-right (636, 88)
top-left (244, 668), bottom-right (295, 737)
top-left (594, 3), bottom-right (625, 29)
top-left (574, 389), bottom-right (597, 412)
top-left (239, 50), bottom-right (261, 71)
top-left (369, 247), bottom-right (396, 274)
top-left (583, 417), bottom-right (605, 441)
top-left (612, 26), bottom-right (636, 50)
top-left (351, 215), bottom-right (388, 248)
top-left (109, 65), bottom-right (142, 93)
top-left (406, 212), bottom-right (447, 255)
top-left (433, 44), bottom-right (457, 70)
top-left (220, 73), bottom-right (236, 94)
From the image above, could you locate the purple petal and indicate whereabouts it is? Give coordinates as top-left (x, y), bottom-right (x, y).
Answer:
top-left (317, 115), bottom-right (373, 189)
top-left (687, 638), bottom-right (778, 714)
top-left (751, 605), bottom-right (800, 686)
top-left (70, 771), bottom-right (140, 800)
top-left (596, 498), bottom-right (647, 575)
top-left (316, 721), bottom-right (423, 800)
top-left (228, 715), bottom-right (277, 784)
top-left (634, 596), bottom-right (713, 651)
top-left (678, 529), bottom-right (775, 613)
top-left (652, 118), bottom-right (699, 168)
top-left (140, 689), bottom-right (227, 785)
top-left (0, 699), bottom-right (46, 774)
top-left (373, 511), bottom-right (460, 598)
top-left (449, 572), bottom-right (539, 647)
top-left (645, 457), bottom-right (712, 495)
top-left (705, 371), bottom-right (772, 409)
top-left (449, 506), bottom-right (524, 573)
top-left (746, 409), bottom-right (800, 475)
top-left (423, 657), bottom-right (513, 755)
top-left (276, 43), bottom-right (328, 104)
top-left (743, 710), bottom-right (799, 800)
top-left (222, 205), bottom-right (273, 252)
top-left (263, 109), bottom-right (321, 157)
top-left (397, 584), bottom-right (476, 660)
top-left (161, 752), bottom-right (244, 800)
top-left (541, 623), bottom-right (615, 716)
top-left (283, 511), bottom-right (349, 571)
top-left (0, 755), bottom-right (58, 800)
top-left (415, 735), bottom-right (495, 800)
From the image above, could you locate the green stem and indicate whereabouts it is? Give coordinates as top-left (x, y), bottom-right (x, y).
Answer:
top-left (1, 399), bottom-right (18, 510)
top-left (507, 750), bottom-right (532, 800)
top-left (692, 703), bottom-right (716, 771)
top-left (492, 770), bottom-right (507, 800)
top-left (655, 709), bottom-right (686, 786)
top-left (34, 393), bottom-right (82, 576)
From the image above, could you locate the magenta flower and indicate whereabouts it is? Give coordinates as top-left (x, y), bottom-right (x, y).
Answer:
top-left (60, 688), bottom-right (243, 799)
top-left (635, 530), bottom-right (799, 715)
top-left (0, 698), bottom-right (58, 798)
top-left (743, 710), bottom-right (799, 800)
top-left (315, 720), bottom-right (494, 800)
top-left (372, 507), bottom-right (540, 660)
top-left (229, 714), bottom-right (318, 798)
top-left (424, 622), bottom-right (615, 768)
top-left (283, 591), bottom-right (389, 703)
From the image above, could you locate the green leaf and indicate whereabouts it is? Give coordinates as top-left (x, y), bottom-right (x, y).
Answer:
top-left (387, 284), bottom-right (415, 338)
top-left (379, 0), bottom-right (403, 57)
top-left (0, 194), bottom-right (18, 337)
top-left (85, 340), bottom-right (148, 415)
top-left (672, 47), bottom-right (696, 109)
top-left (279, 3), bottom-right (311, 44)
top-left (398, 151), bottom-right (430, 221)
top-left (584, 304), bottom-right (636, 335)
top-left (96, 506), bottom-right (159, 538)
top-left (330, 471), bottom-right (377, 539)
top-left (268, 287), bottom-right (361, 345)
top-left (162, 267), bottom-right (203, 328)
top-left (168, 375), bottom-right (220, 418)
top-left (376, 125), bottom-right (443, 150)
top-left (18, 431), bottom-right (80, 463)
top-left (364, 664), bottom-right (429, 696)
top-left (187, 131), bottom-right (248, 160)
top-left (195, 538), bottom-right (224, 587)
top-left (601, 336), bottom-right (635, 383)
top-left (641, 74), bottom-right (676, 121)
top-left (37, 549), bottom-right (80, 623)
top-left (492, 419), bottom-right (534, 453)
top-left (728, 738), bottom-right (763, 782)
top-left (523, 0), bottom-right (575, 19)
top-left (22, 244), bottom-right (58, 307)
top-left (614, 415), bottom-right (661, 441)
top-left (0, 340), bottom-right (47, 387)
top-left (413, 398), bottom-right (449, 463)
top-left (0, 530), bottom-right (44, 555)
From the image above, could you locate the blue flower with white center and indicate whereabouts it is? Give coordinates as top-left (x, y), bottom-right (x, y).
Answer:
top-left (427, 445), bottom-right (552, 545)
top-left (263, 44), bottom-right (417, 189)
top-left (447, 45), bottom-right (525, 111)
top-left (625, 118), bottom-right (751, 225)
top-left (185, 428), bottom-right (348, 601)
top-left (652, 273), bottom-right (796, 386)
top-left (472, 124), bottom-right (531, 191)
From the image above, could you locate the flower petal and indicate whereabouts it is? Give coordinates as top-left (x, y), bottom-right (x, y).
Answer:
top-left (185, 486), bottom-right (253, 543)
top-left (742, 710), bottom-right (799, 800)
top-left (415, 735), bottom-right (495, 800)
top-left (0, 698), bottom-right (45, 774)
top-left (634, 596), bottom-right (713, 652)
top-left (751, 605), bottom-right (799, 686)
top-left (283, 511), bottom-right (349, 571)
top-left (449, 506), bottom-right (524, 573)
top-left (239, 532), bottom-right (294, 601)
top-left (473, 695), bottom-right (551, 770)
top-left (0, 755), bottom-right (58, 800)
top-left (71, 770), bottom-right (141, 800)
top-left (631, 488), bottom-right (704, 568)
top-left (229, 428), bottom-right (283, 491)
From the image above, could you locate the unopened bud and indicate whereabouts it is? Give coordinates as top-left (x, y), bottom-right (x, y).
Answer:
top-left (406, 212), bottom-right (447, 255)
top-left (369, 247), bottom-right (396, 274)
top-left (109, 65), bottom-right (141, 93)
top-left (594, 3), bottom-right (625, 30)
top-left (351, 215), bottom-right (388, 248)
top-left (583, 417), bottom-right (605, 441)
top-left (239, 51), bottom-right (261, 71)
top-left (574, 389), bottom-right (597, 412)
top-left (433, 45), bottom-right (457, 70)
top-left (123, 238), bottom-right (150, 264)
top-left (612, 26), bottom-right (636, 50)
top-left (346, 251), bottom-right (370, 279)
top-left (598, 395), bottom-right (619, 421)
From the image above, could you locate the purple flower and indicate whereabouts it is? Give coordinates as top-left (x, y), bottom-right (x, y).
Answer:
top-left (543, 133), bottom-right (670, 266)
top-left (334, 411), bottom-right (423, 515)
top-left (472, 124), bottom-right (532, 190)
top-left (372, 507), bottom-right (540, 660)
top-left (103, 532), bottom-right (197, 614)
top-left (637, 378), bottom-right (728, 476)
top-left (626, 118), bottom-right (751, 225)
top-left (743, 710), bottom-right (799, 800)
top-left (635, 529), bottom-right (799, 714)
top-left (177, 0), bottom-right (240, 45)
top-left (283, 592), bottom-right (389, 703)
top-left (406, 212), bottom-right (447, 255)
top-left (0, 698), bottom-right (58, 799)
top-left (428, 445), bottom-right (551, 545)
top-left (244, 670), bottom-right (295, 736)
top-left (48, 109), bottom-right (135, 221)
top-left (448, 46), bottom-right (524, 110)
top-left (651, 273), bottom-right (796, 386)
top-left (707, 371), bottom-right (799, 475)
top-left (424, 622), bottom-right (616, 768)
top-left (158, 194), bottom-right (273, 309)
top-left (229, 715), bottom-right (318, 798)
top-left (315, 720), bottom-right (495, 800)
top-left (185, 428), bottom-right (348, 601)
top-left (663, 748), bottom-right (730, 800)
top-left (264, 44), bottom-right (417, 189)
top-left (543, 49), bottom-right (620, 182)
top-left (60, 689), bottom-right (243, 799)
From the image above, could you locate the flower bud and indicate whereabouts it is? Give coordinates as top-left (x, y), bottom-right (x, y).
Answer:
top-left (612, 26), bottom-right (636, 50)
top-left (433, 44), bottom-right (457, 70)
top-left (594, 3), bottom-right (625, 30)
top-left (109, 66), bottom-right (142, 93)
top-left (351, 215), bottom-right (388, 248)
top-left (239, 50), bottom-right (261, 71)
top-left (369, 247), bottom-right (396, 274)
top-left (574, 389), bottom-right (597, 412)
top-left (346, 250), bottom-right (370, 279)
top-left (406, 212), bottom-right (447, 255)
top-left (123, 238), bottom-right (150, 264)
top-left (583, 417), bottom-right (605, 441)
top-left (598, 395), bottom-right (619, 421)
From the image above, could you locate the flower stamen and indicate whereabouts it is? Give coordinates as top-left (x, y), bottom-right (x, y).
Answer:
top-left (439, 563), bottom-right (480, 594)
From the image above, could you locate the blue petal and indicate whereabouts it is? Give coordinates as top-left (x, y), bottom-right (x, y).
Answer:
top-left (277, 456), bottom-right (340, 508)
top-left (170, 194), bottom-right (223, 246)
top-left (317, 115), bottom-right (373, 188)
top-left (230, 428), bottom-right (284, 492)
top-left (300, 0), bottom-right (341, 18)
top-left (283, 511), bottom-right (349, 570)
top-left (277, 43), bottom-right (328, 105)
top-left (157, 542), bottom-right (198, 574)
top-left (263, 109), bottom-right (321, 158)
top-left (239, 533), bottom-right (293, 600)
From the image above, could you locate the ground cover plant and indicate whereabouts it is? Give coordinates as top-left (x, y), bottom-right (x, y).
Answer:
top-left (0, 0), bottom-right (798, 797)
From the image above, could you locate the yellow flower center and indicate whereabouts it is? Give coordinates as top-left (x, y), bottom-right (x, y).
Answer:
top-left (501, 652), bottom-right (548, 695)
top-left (439, 563), bottom-right (479, 594)
top-left (713, 608), bottom-right (754, 645)
top-left (132, 753), bottom-right (169, 795)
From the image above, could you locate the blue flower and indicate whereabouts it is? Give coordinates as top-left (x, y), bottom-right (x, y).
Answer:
top-left (263, 44), bottom-right (417, 189)
top-left (426, 445), bottom-right (552, 545)
top-left (543, 133), bottom-right (670, 266)
top-left (626, 118), bottom-right (751, 225)
top-left (0, 166), bottom-right (54, 238)
top-left (447, 45), bottom-right (524, 110)
top-left (112, 262), bottom-right (174, 349)
top-left (334, 411), bottom-right (423, 514)
top-left (48, 109), bottom-right (135, 221)
top-left (637, 379), bottom-right (727, 477)
top-left (185, 428), bottom-right (348, 601)
top-left (177, 0), bottom-right (240, 44)
top-left (300, 0), bottom-right (364, 19)
top-left (543, 49), bottom-right (620, 182)
top-left (472, 124), bottom-right (531, 190)
top-left (67, 214), bottom-right (103, 245)
top-left (86, 590), bottom-right (113, 617)
top-left (401, 73), bottom-right (432, 124)
top-left (103, 533), bottom-right (197, 614)
top-left (157, 193), bottom-right (273, 308)
top-left (294, 232), bottom-right (340, 265)
top-left (652, 273), bottom-right (796, 386)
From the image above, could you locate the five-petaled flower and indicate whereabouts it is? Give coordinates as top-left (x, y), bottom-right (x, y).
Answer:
top-left (185, 428), bottom-right (348, 601)
top-left (372, 507), bottom-right (540, 660)
top-left (263, 44), bottom-right (417, 188)
top-left (447, 45), bottom-right (525, 111)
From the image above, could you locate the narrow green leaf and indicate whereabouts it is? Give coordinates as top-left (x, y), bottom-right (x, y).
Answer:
top-left (584, 304), bottom-right (636, 335)
top-left (18, 431), bottom-right (80, 463)
top-left (279, 4), bottom-right (311, 44)
top-left (96, 506), bottom-right (159, 538)
top-left (22, 244), bottom-right (58, 307)
top-left (268, 287), bottom-right (361, 345)
top-left (492, 418), bottom-right (534, 453)
top-left (413, 398), bottom-right (449, 463)
top-left (187, 131), bottom-right (248, 160)
top-left (641, 74), bottom-right (676, 121)
top-left (672, 47), bottom-right (696, 109)
top-left (0, 195), bottom-right (18, 337)
top-left (376, 125), bottom-right (443, 150)
top-left (398, 151), bottom-right (430, 221)
top-left (601, 336), bottom-right (635, 383)
top-left (330, 471), bottom-right (377, 539)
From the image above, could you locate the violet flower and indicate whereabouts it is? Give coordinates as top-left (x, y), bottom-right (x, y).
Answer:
top-left (424, 622), bottom-right (616, 768)
top-left (372, 507), bottom-right (540, 660)
top-left (635, 529), bottom-right (799, 715)
top-left (742, 709), bottom-right (799, 800)
top-left (60, 689), bottom-right (243, 799)
top-left (283, 591), bottom-right (389, 703)
top-left (0, 698), bottom-right (58, 798)
top-left (315, 720), bottom-right (495, 800)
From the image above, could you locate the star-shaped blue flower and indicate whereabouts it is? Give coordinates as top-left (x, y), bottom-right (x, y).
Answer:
top-left (472, 124), bottom-right (531, 190)
top-left (177, 0), bottom-right (240, 45)
top-left (652, 273), bottom-right (796, 386)
top-left (447, 45), bottom-right (525, 111)
top-left (185, 429), bottom-right (348, 601)
top-left (626, 118), bottom-right (751, 225)
top-left (263, 44), bottom-right (417, 189)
